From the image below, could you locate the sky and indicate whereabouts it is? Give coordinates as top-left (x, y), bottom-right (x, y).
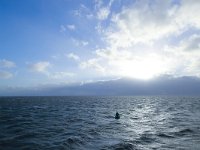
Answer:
top-left (1, 0), bottom-right (200, 91)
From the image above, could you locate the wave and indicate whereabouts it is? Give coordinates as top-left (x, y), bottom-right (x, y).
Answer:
top-left (63, 136), bottom-right (85, 148)
top-left (174, 128), bottom-right (194, 136)
top-left (156, 133), bottom-right (175, 138)
top-left (137, 133), bottom-right (156, 144)
top-left (103, 142), bottom-right (138, 150)
top-left (1, 96), bottom-right (200, 150)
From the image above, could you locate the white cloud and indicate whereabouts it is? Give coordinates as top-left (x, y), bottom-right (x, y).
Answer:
top-left (72, 38), bottom-right (89, 47)
top-left (96, 0), bottom-right (114, 20)
top-left (28, 61), bottom-right (75, 80)
top-left (0, 59), bottom-right (16, 68)
top-left (106, 1), bottom-right (181, 47)
top-left (67, 24), bottom-right (76, 30)
top-left (60, 24), bottom-right (76, 32)
top-left (29, 61), bottom-right (50, 73)
top-left (74, 3), bottom-right (93, 19)
top-left (80, 58), bottom-right (105, 73)
top-left (82, 0), bottom-right (200, 78)
top-left (0, 71), bottom-right (13, 79)
top-left (104, 0), bottom-right (200, 48)
top-left (67, 53), bottom-right (80, 61)
top-left (177, 0), bottom-right (200, 29)
top-left (48, 71), bottom-right (75, 79)
top-left (163, 34), bottom-right (200, 77)
top-left (97, 7), bottom-right (110, 20)
top-left (95, 47), bottom-right (172, 79)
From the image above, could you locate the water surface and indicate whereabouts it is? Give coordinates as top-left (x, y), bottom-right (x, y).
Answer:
top-left (0, 96), bottom-right (200, 149)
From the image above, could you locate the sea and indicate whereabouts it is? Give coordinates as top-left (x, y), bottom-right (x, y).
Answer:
top-left (0, 96), bottom-right (200, 150)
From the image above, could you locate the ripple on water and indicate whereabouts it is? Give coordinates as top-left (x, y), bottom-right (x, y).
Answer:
top-left (102, 142), bottom-right (138, 150)
top-left (173, 128), bottom-right (194, 137)
top-left (0, 96), bottom-right (200, 150)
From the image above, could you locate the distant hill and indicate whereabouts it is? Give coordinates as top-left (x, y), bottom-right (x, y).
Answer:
top-left (1, 75), bottom-right (200, 96)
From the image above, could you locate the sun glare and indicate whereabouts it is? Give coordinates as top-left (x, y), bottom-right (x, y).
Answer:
top-left (117, 56), bottom-right (164, 80)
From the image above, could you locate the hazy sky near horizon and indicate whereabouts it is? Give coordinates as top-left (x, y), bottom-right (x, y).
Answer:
top-left (1, 0), bottom-right (200, 89)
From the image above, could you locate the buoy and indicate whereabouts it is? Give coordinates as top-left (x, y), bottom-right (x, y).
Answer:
top-left (115, 112), bottom-right (120, 119)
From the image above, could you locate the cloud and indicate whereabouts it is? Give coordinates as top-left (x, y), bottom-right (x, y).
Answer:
top-left (60, 25), bottom-right (66, 32)
top-left (81, 0), bottom-right (200, 78)
top-left (181, 34), bottom-right (200, 52)
top-left (28, 61), bottom-right (75, 80)
top-left (96, 0), bottom-right (114, 20)
top-left (72, 38), bottom-right (89, 47)
top-left (177, 0), bottom-right (200, 29)
top-left (51, 54), bottom-right (61, 60)
top-left (67, 53), bottom-right (80, 61)
top-left (163, 33), bottom-right (200, 77)
top-left (0, 70), bottom-right (13, 79)
top-left (97, 7), bottom-right (110, 20)
top-left (104, 0), bottom-right (200, 47)
top-left (82, 41), bottom-right (88, 46)
top-left (0, 59), bottom-right (16, 68)
top-left (67, 24), bottom-right (76, 30)
top-left (74, 4), bottom-right (93, 19)
top-left (29, 61), bottom-right (50, 73)
top-left (106, 1), bottom-right (181, 47)
top-left (60, 24), bottom-right (76, 32)
top-left (80, 58), bottom-right (105, 73)
top-left (47, 71), bottom-right (75, 79)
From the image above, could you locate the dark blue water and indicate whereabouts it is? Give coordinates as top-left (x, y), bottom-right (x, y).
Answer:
top-left (0, 96), bottom-right (200, 150)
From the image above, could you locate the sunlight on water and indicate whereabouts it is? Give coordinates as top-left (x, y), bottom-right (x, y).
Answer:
top-left (0, 96), bottom-right (200, 150)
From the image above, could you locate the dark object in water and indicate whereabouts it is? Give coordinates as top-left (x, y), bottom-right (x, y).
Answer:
top-left (115, 112), bottom-right (120, 119)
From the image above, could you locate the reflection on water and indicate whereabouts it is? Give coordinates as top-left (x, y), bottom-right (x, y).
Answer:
top-left (0, 96), bottom-right (200, 149)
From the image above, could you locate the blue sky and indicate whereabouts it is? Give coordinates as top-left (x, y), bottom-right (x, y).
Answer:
top-left (1, 0), bottom-right (200, 90)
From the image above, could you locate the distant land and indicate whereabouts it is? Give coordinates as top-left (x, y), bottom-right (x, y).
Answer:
top-left (1, 75), bottom-right (200, 96)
